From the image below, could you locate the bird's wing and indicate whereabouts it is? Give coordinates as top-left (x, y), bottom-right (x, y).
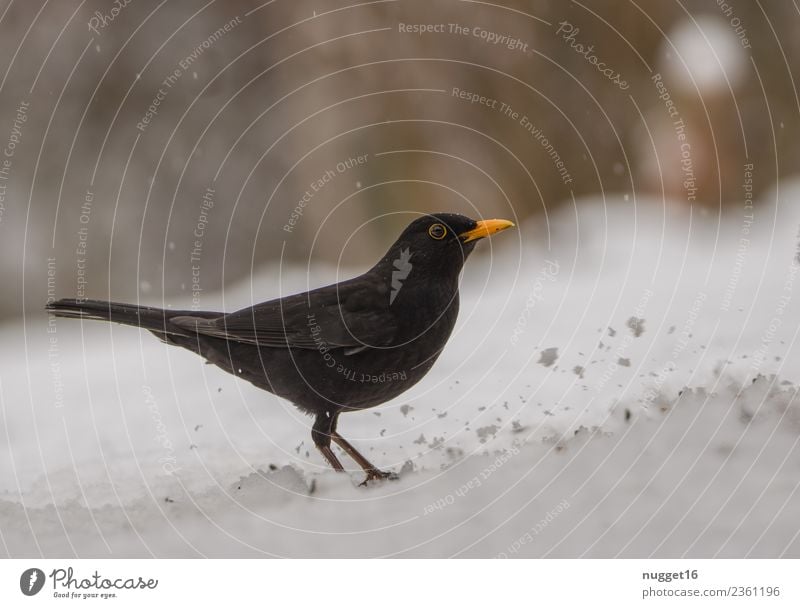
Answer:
top-left (170, 278), bottom-right (397, 350)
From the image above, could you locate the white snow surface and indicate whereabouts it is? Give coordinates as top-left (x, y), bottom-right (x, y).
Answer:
top-left (2, 184), bottom-right (800, 557)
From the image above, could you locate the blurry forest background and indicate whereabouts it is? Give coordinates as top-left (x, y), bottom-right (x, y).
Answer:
top-left (0, 0), bottom-right (798, 318)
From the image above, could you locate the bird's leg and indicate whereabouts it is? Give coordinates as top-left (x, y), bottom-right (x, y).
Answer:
top-left (331, 431), bottom-right (398, 486)
top-left (319, 446), bottom-right (345, 472)
top-left (311, 412), bottom-right (345, 473)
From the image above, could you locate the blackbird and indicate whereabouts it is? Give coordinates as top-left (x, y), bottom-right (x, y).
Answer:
top-left (46, 213), bottom-right (514, 484)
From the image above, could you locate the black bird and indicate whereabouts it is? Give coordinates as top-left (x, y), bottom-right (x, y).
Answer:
top-left (46, 213), bottom-right (514, 484)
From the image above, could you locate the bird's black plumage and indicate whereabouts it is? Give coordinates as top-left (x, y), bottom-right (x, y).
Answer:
top-left (46, 213), bottom-right (513, 484)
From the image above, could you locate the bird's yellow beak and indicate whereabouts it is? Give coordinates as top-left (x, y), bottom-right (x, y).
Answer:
top-left (459, 219), bottom-right (515, 243)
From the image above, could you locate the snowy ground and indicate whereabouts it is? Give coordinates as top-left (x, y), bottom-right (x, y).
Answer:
top-left (2, 184), bottom-right (800, 557)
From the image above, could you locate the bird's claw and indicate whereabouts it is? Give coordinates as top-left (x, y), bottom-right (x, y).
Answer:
top-left (359, 469), bottom-right (399, 486)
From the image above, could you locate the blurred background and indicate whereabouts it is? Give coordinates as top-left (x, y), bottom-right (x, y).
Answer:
top-left (0, 0), bottom-right (797, 319)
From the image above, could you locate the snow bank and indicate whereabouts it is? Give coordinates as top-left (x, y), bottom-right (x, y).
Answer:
top-left (2, 183), bottom-right (799, 557)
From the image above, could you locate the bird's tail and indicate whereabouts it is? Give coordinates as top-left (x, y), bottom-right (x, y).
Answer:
top-left (45, 298), bottom-right (192, 334)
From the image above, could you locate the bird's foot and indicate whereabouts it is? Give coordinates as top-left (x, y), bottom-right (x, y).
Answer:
top-left (359, 469), bottom-right (399, 487)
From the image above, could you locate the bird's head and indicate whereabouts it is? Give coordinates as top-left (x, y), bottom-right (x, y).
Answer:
top-left (372, 213), bottom-right (514, 292)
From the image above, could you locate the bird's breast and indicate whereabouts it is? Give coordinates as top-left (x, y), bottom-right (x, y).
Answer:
top-left (391, 286), bottom-right (459, 357)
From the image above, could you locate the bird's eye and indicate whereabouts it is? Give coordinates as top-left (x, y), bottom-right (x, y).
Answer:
top-left (428, 223), bottom-right (447, 240)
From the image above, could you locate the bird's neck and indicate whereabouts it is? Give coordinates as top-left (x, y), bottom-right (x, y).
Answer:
top-left (386, 263), bottom-right (461, 328)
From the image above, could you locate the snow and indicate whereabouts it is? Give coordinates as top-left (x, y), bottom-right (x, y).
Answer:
top-left (2, 182), bottom-right (800, 557)
top-left (662, 15), bottom-right (748, 93)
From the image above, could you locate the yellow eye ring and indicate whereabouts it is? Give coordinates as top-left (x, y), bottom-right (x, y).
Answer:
top-left (428, 223), bottom-right (447, 240)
